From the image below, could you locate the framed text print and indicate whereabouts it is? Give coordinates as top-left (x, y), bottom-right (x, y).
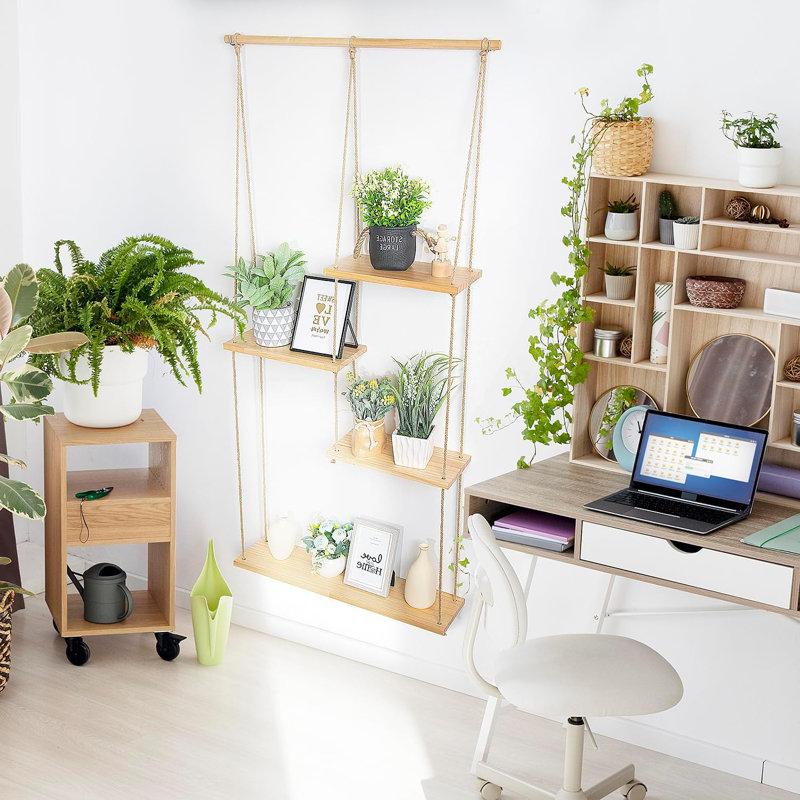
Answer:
top-left (343, 518), bottom-right (403, 597)
top-left (290, 276), bottom-right (357, 359)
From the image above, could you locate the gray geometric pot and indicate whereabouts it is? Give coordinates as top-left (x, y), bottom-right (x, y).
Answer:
top-left (252, 304), bottom-right (295, 348)
top-left (659, 218), bottom-right (674, 245)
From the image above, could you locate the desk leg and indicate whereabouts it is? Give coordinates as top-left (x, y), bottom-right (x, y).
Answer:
top-left (594, 575), bottom-right (616, 634)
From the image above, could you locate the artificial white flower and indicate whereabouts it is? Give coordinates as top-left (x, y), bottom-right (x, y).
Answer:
top-left (332, 528), bottom-right (346, 543)
top-left (313, 534), bottom-right (329, 551)
top-left (326, 543), bottom-right (336, 555)
top-left (320, 521), bottom-right (334, 535)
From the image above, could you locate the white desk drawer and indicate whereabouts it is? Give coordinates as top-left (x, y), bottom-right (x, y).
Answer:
top-left (580, 522), bottom-right (794, 609)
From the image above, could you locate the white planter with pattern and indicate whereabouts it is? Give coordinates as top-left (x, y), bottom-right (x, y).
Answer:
top-left (252, 304), bottom-right (295, 348)
top-left (392, 431), bottom-right (435, 470)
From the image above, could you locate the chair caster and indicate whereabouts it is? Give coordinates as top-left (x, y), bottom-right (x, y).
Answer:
top-left (622, 781), bottom-right (647, 800)
top-left (65, 637), bottom-right (90, 666)
top-left (479, 781), bottom-right (502, 800)
top-left (154, 632), bottom-right (186, 661)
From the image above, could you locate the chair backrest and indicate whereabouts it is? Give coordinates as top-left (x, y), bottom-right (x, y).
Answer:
top-left (468, 514), bottom-right (528, 650)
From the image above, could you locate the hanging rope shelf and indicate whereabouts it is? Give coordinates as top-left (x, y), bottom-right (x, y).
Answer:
top-left (225, 33), bottom-right (498, 636)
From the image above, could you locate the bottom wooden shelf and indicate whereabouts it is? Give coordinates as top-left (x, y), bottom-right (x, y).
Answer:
top-left (234, 539), bottom-right (464, 635)
top-left (65, 590), bottom-right (170, 636)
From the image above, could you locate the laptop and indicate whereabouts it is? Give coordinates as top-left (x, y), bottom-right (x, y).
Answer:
top-left (584, 410), bottom-right (768, 534)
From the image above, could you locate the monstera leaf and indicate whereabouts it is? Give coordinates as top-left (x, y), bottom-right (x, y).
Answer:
top-left (26, 332), bottom-right (89, 354)
top-left (0, 475), bottom-right (45, 519)
top-left (3, 264), bottom-right (38, 326)
top-left (1, 364), bottom-right (52, 402)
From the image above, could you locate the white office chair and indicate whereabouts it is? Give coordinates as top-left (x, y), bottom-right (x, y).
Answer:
top-left (464, 514), bottom-right (684, 800)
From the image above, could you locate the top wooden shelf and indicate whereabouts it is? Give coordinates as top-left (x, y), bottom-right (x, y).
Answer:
top-left (45, 410), bottom-right (175, 446)
top-left (324, 256), bottom-right (482, 296)
top-left (592, 171), bottom-right (800, 197)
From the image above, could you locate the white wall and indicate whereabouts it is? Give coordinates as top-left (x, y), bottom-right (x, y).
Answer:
top-left (11, 0), bottom-right (800, 789)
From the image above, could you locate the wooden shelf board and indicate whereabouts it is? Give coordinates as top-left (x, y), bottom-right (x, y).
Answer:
top-left (66, 468), bottom-right (169, 503)
top-left (641, 241), bottom-right (677, 252)
top-left (328, 431), bottom-right (470, 489)
top-left (768, 437), bottom-right (800, 453)
top-left (234, 540), bottom-right (463, 635)
top-left (587, 236), bottom-right (639, 249)
top-left (584, 292), bottom-right (636, 308)
top-left (703, 217), bottom-right (800, 236)
top-left (45, 410), bottom-right (175, 446)
top-left (570, 452), bottom-right (627, 475)
top-left (615, 172), bottom-right (800, 198)
top-left (224, 330), bottom-right (366, 372)
top-left (582, 352), bottom-right (667, 373)
top-left (673, 301), bottom-right (794, 325)
top-left (700, 245), bottom-right (800, 267)
top-left (324, 256), bottom-right (481, 295)
top-left (64, 590), bottom-right (170, 636)
top-left (776, 380), bottom-right (800, 391)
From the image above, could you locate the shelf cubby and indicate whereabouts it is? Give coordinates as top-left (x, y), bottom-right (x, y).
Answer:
top-left (586, 176), bottom-right (643, 239)
top-left (641, 180), bottom-right (703, 246)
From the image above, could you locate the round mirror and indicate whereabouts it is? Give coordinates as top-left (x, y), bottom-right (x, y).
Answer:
top-left (686, 334), bottom-right (774, 427)
top-left (589, 386), bottom-right (659, 462)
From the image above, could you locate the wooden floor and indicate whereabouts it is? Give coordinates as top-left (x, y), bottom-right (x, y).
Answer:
top-left (0, 596), bottom-right (795, 800)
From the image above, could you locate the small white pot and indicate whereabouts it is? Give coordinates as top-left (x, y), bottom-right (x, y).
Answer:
top-left (604, 210), bottom-right (639, 241)
top-left (60, 346), bottom-right (148, 428)
top-left (317, 556), bottom-right (346, 578)
top-left (392, 431), bottom-right (435, 470)
top-left (672, 222), bottom-right (700, 251)
top-left (604, 273), bottom-right (636, 301)
top-left (268, 513), bottom-right (302, 561)
top-left (737, 146), bottom-right (782, 189)
top-left (252, 304), bottom-right (295, 348)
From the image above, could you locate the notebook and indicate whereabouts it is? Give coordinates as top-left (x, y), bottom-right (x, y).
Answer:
top-left (492, 509), bottom-right (575, 552)
top-left (742, 514), bottom-right (800, 555)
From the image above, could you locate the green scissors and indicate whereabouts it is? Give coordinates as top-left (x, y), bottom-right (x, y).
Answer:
top-left (75, 487), bottom-right (114, 501)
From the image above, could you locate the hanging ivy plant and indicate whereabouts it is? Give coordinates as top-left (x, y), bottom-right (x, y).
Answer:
top-left (479, 65), bottom-right (653, 467)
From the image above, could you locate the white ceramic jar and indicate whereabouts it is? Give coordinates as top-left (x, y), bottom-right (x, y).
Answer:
top-left (268, 513), bottom-right (302, 561)
top-left (404, 542), bottom-right (436, 609)
top-left (737, 146), bottom-right (782, 189)
top-left (604, 210), bottom-right (639, 241)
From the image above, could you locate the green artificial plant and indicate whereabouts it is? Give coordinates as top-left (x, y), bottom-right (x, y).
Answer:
top-left (675, 216), bottom-right (700, 225)
top-left (600, 262), bottom-right (636, 276)
top-left (343, 373), bottom-right (396, 422)
top-left (607, 194), bottom-right (639, 214)
top-left (226, 243), bottom-right (306, 311)
top-left (28, 235), bottom-right (245, 395)
top-left (597, 386), bottom-right (637, 448)
top-left (658, 190), bottom-right (679, 221)
top-left (721, 111), bottom-right (780, 149)
top-left (352, 166), bottom-right (431, 228)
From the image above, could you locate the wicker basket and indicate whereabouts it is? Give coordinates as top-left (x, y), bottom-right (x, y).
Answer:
top-left (0, 589), bottom-right (13, 693)
top-left (686, 275), bottom-right (746, 309)
top-left (592, 117), bottom-right (654, 177)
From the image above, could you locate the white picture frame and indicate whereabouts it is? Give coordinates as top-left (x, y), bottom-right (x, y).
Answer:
top-left (343, 518), bottom-right (403, 597)
top-left (290, 275), bottom-right (357, 359)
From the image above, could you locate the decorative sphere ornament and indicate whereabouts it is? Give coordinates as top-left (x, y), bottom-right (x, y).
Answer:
top-left (619, 335), bottom-right (633, 359)
top-left (751, 203), bottom-right (771, 221)
top-left (784, 355), bottom-right (800, 383)
top-left (725, 196), bottom-right (751, 220)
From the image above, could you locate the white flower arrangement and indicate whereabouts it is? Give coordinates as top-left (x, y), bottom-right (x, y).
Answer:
top-left (302, 519), bottom-right (353, 573)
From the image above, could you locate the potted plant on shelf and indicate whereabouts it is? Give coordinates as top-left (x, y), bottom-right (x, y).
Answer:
top-left (352, 166), bottom-right (431, 272)
top-left (672, 216), bottom-right (700, 251)
top-left (599, 263), bottom-right (636, 301)
top-left (389, 353), bottom-right (458, 470)
top-left (28, 236), bottom-right (245, 428)
top-left (604, 194), bottom-right (639, 241)
top-left (227, 243), bottom-right (306, 348)
top-left (343, 373), bottom-right (396, 458)
top-left (721, 110), bottom-right (781, 189)
top-left (658, 190), bottom-right (679, 245)
top-left (302, 519), bottom-right (352, 577)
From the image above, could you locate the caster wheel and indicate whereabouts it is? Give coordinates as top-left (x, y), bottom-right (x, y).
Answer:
top-left (479, 781), bottom-right (502, 800)
top-left (65, 637), bottom-right (90, 666)
top-left (622, 781), bottom-right (647, 800)
top-left (154, 632), bottom-right (186, 662)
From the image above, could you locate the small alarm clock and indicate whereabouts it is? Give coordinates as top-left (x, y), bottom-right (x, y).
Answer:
top-left (612, 405), bottom-right (651, 472)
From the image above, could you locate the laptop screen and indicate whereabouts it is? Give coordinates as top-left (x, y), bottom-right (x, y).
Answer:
top-left (631, 411), bottom-right (767, 509)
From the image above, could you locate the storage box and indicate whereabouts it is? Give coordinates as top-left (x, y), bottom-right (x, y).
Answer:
top-left (764, 288), bottom-right (800, 320)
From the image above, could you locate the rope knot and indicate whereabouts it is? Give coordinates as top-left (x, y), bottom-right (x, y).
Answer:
top-left (349, 36), bottom-right (357, 59)
top-left (480, 37), bottom-right (489, 61)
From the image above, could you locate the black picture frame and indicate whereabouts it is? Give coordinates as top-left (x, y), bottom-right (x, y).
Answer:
top-left (289, 276), bottom-right (358, 359)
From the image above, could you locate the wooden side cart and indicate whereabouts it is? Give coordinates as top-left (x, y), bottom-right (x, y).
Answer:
top-left (44, 410), bottom-right (184, 665)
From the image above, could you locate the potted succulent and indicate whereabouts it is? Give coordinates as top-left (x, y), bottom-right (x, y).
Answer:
top-left (343, 373), bottom-right (396, 458)
top-left (721, 110), bottom-right (781, 189)
top-left (658, 190), bottom-right (679, 245)
top-left (352, 166), bottom-right (431, 271)
top-left (672, 216), bottom-right (700, 251)
top-left (227, 243), bottom-right (306, 348)
top-left (28, 236), bottom-right (245, 428)
top-left (604, 194), bottom-right (640, 241)
top-left (389, 353), bottom-right (457, 470)
top-left (599, 263), bottom-right (636, 301)
top-left (302, 519), bottom-right (352, 577)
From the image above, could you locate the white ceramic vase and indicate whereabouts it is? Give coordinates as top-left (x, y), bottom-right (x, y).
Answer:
top-left (604, 274), bottom-right (636, 301)
top-left (268, 513), bottom-right (301, 561)
top-left (672, 222), bottom-right (700, 251)
top-left (737, 146), bottom-right (782, 189)
top-left (60, 346), bottom-right (149, 428)
top-left (604, 210), bottom-right (639, 241)
top-left (252, 304), bottom-right (295, 347)
top-left (317, 556), bottom-right (346, 578)
top-left (392, 431), bottom-right (435, 470)
top-left (404, 542), bottom-right (436, 609)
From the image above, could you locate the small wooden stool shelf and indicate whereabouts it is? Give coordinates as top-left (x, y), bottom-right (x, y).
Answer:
top-left (44, 410), bottom-right (183, 665)
top-left (329, 431), bottom-right (471, 490)
top-left (235, 540), bottom-right (463, 635)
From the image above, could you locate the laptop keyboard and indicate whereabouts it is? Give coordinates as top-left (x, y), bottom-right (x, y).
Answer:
top-left (606, 490), bottom-right (736, 525)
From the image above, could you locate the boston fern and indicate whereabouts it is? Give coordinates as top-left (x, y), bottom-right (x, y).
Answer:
top-left (29, 235), bottom-right (245, 394)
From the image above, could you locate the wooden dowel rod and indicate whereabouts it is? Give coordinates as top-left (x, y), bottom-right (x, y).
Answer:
top-left (223, 34), bottom-right (501, 51)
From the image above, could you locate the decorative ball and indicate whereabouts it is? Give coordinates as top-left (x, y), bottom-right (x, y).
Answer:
top-left (784, 355), bottom-right (800, 382)
top-left (751, 203), bottom-right (771, 221)
top-left (619, 335), bottom-right (633, 359)
top-left (725, 196), bottom-right (751, 220)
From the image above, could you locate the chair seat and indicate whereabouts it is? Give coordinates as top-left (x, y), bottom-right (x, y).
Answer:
top-left (495, 634), bottom-right (683, 719)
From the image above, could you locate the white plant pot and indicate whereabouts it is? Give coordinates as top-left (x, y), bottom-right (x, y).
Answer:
top-left (268, 513), bottom-right (302, 561)
top-left (392, 431), bottom-right (435, 470)
top-left (672, 222), bottom-right (700, 251)
top-left (604, 273), bottom-right (636, 301)
top-left (604, 210), bottom-right (639, 241)
top-left (252, 304), bottom-right (295, 348)
top-left (737, 146), bottom-right (782, 189)
top-left (317, 556), bottom-right (346, 578)
top-left (60, 346), bottom-right (148, 428)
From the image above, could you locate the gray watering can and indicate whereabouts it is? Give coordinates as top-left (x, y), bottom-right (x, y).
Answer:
top-left (67, 563), bottom-right (134, 624)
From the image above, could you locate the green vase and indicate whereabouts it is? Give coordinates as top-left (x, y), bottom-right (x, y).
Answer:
top-left (190, 539), bottom-right (233, 666)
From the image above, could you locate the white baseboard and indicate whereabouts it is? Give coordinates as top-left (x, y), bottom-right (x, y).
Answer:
top-left (763, 761), bottom-right (800, 794)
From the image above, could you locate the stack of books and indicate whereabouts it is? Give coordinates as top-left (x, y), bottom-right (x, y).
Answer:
top-left (491, 509), bottom-right (575, 553)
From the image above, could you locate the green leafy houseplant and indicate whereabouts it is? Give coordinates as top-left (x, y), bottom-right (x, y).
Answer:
top-left (721, 111), bottom-right (780, 149)
top-left (658, 190), bottom-right (678, 221)
top-left (600, 262), bottom-right (636, 276)
top-left (226, 243), bottom-right (306, 311)
top-left (28, 235), bottom-right (245, 394)
top-left (597, 386), bottom-right (637, 449)
top-left (302, 519), bottom-right (352, 573)
top-left (583, 64), bottom-right (654, 122)
top-left (0, 556), bottom-right (32, 598)
top-left (674, 216), bottom-right (699, 225)
top-left (344, 374), bottom-right (395, 422)
top-left (352, 166), bottom-right (431, 228)
top-left (607, 195), bottom-right (639, 214)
